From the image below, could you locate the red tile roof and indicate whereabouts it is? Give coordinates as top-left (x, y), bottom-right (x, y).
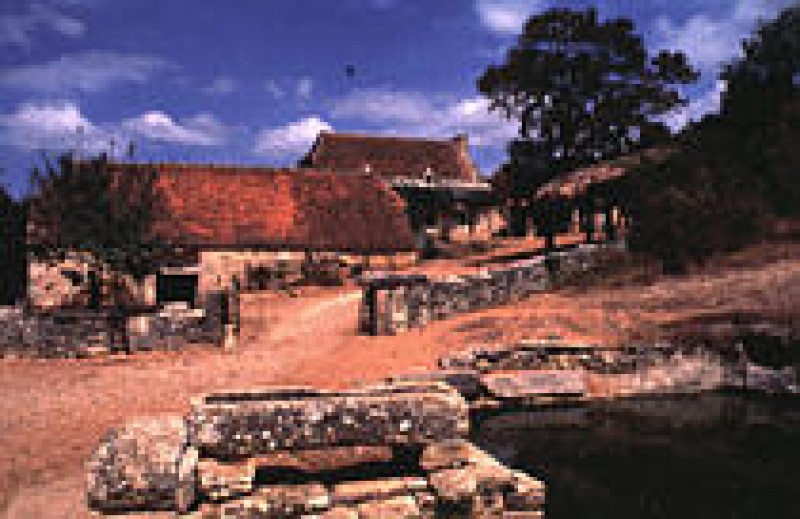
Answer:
top-left (302, 132), bottom-right (479, 183)
top-left (33, 163), bottom-right (416, 253)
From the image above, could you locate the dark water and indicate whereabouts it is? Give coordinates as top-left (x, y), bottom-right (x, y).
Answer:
top-left (472, 393), bottom-right (800, 519)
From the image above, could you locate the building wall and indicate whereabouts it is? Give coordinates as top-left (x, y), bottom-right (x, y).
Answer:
top-left (27, 248), bottom-right (418, 309)
top-left (198, 249), bottom-right (418, 294)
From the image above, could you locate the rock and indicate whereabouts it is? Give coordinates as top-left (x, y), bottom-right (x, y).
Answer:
top-left (427, 445), bottom-right (541, 516)
top-left (332, 476), bottom-right (428, 505)
top-left (505, 472), bottom-right (546, 511)
top-left (197, 459), bottom-right (257, 501)
top-left (428, 467), bottom-right (478, 503)
top-left (355, 495), bottom-right (422, 518)
top-left (86, 416), bottom-right (197, 513)
top-left (214, 483), bottom-right (329, 518)
top-left (187, 382), bottom-right (470, 458)
top-left (481, 370), bottom-right (586, 400)
top-left (317, 506), bottom-right (359, 518)
top-left (386, 370), bottom-right (484, 400)
top-left (420, 439), bottom-right (486, 471)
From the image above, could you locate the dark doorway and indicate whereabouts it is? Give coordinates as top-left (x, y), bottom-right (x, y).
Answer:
top-left (156, 273), bottom-right (198, 306)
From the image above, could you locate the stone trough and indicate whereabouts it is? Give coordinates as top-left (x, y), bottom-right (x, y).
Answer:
top-left (87, 381), bottom-right (546, 517)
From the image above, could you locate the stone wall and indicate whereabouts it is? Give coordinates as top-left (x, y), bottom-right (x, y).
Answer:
top-left (390, 339), bottom-right (799, 408)
top-left (360, 242), bottom-right (622, 335)
top-left (0, 290), bottom-right (230, 358)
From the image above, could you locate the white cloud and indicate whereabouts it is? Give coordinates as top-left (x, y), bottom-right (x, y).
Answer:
top-left (122, 112), bottom-right (227, 146)
top-left (0, 101), bottom-right (112, 152)
top-left (253, 116), bottom-right (333, 157)
top-left (296, 77), bottom-right (314, 100)
top-left (475, 0), bottom-right (547, 35)
top-left (332, 88), bottom-right (517, 146)
top-left (0, 51), bottom-right (171, 93)
top-left (0, 101), bottom-right (229, 152)
top-left (202, 76), bottom-right (237, 96)
top-left (654, 0), bottom-right (794, 73)
top-left (663, 80), bottom-right (727, 131)
top-left (0, 2), bottom-right (86, 47)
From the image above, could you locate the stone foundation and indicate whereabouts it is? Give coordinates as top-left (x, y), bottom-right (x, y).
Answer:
top-left (87, 382), bottom-right (546, 517)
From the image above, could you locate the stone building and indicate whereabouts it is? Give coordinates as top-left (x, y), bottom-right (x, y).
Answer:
top-left (302, 132), bottom-right (499, 245)
top-left (27, 164), bottom-right (416, 309)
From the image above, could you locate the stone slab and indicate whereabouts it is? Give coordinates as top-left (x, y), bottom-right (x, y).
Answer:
top-left (187, 382), bottom-right (470, 458)
top-left (197, 459), bottom-right (257, 502)
top-left (355, 495), bottom-right (421, 519)
top-left (212, 483), bottom-right (329, 518)
top-left (332, 476), bottom-right (429, 505)
top-left (482, 370), bottom-right (586, 399)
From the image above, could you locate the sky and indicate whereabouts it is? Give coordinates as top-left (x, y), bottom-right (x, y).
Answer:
top-left (0, 0), bottom-right (794, 196)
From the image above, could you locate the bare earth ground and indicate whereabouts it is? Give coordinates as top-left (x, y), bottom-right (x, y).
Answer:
top-left (2, 240), bottom-right (799, 518)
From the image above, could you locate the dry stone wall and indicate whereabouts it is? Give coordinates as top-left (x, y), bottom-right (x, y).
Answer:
top-left (360, 242), bottom-right (622, 335)
top-left (0, 290), bottom-right (230, 358)
top-left (390, 338), bottom-right (799, 407)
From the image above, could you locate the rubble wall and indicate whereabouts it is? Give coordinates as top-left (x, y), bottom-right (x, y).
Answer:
top-left (0, 291), bottom-right (229, 358)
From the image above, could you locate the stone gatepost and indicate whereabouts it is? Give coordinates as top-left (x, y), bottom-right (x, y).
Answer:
top-left (358, 274), bottom-right (429, 336)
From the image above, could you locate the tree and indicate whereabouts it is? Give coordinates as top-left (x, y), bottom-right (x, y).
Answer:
top-left (28, 154), bottom-right (168, 306)
top-left (719, 5), bottom-right (800, 217)
top-left (479, 8), bottom-right (698, 197)
top-left (0, 181), bottom-right (26, 304)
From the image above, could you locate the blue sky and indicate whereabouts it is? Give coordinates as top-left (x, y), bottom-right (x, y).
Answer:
top-left (0, 0), bottom-right (794, 196)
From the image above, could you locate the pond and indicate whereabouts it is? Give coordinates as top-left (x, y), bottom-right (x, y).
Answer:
top-left (472, 393), bottom-right (800, 519)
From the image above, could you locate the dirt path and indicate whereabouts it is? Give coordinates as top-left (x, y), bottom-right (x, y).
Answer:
top-left (0, 289), bottom-right (364, 518)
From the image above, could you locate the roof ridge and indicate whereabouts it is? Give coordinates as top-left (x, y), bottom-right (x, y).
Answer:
top-left (321, 131), bottom-right (461, 146)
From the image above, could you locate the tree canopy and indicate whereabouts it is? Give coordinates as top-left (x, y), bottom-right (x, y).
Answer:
top-left (479, 8), bottom-right (698, 197)
top-left (619, 5), bottom-right (800, 272)
top-left (28, 154), bottom-right (168, 279)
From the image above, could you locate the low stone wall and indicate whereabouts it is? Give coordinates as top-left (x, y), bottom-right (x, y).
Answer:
top-left (87, 382), bottom-right (546, 517)
top-left (360, 242), bottom-right (623, 335)
top-left (0, 306), bottom-right (121, 358)
top-left (388, 339), bottom-right (794, 408)
top-left (0, 291), bottom-right (230, 358)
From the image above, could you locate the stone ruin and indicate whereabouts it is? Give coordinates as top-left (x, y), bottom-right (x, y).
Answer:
top-left (87, 381), bottom-right (546, 517)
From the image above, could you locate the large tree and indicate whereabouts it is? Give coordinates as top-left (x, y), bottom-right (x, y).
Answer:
top-left (28, 154), bottom-right (168, 292)
top-left (718, 5), bottom-right (800, 216)
top-left (479, 8), bottom-right (698, 195)
top-left (620, 5), bottom-right (800, 272)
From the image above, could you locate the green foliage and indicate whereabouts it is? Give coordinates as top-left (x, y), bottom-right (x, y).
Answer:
top-left (28, 154), bottom-right (168, 279)
top-left (479, 7), bottom-right (698, 199)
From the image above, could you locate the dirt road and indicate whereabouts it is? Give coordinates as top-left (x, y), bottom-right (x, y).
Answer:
top-left (0, 289), bottom-right (368, 518)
